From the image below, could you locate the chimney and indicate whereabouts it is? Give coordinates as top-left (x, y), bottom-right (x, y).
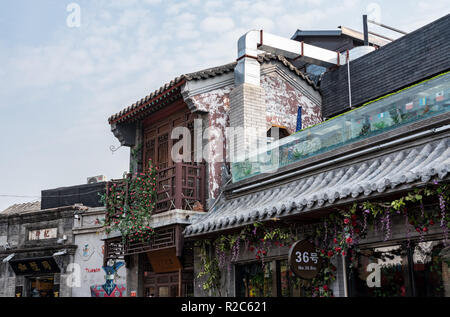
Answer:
top-left (230, 30), bottom-right (345, 161)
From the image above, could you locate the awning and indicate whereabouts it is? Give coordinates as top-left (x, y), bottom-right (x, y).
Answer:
top-left (9, 256), bottom-right (61, 275)
top-left (185, 137), bottom-right (450, 237)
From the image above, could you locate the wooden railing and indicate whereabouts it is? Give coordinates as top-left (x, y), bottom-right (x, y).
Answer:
top-left (155, 163), bottom-right (206, 213)
top-left (124, 226), bottom-right (177, 255)
top-left (105, 162), bottom-right (206, 219)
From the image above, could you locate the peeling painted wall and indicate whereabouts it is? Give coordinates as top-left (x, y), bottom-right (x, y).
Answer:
top-left (262, 71), bottom-right (322, 133)
top-left (185, 64), bottom-right (321, 202)
top-left (188, 85), bottom-right (233, 202)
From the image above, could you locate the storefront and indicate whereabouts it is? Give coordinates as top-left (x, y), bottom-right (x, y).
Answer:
top-left (0, 203), bottom-right (81, 297)
top-left (349, 236), bottom-right (450, 297)
top-left (104, 224), bottom-right (195, 297)
top-left (185, 49), bottom-right (450, 296)
top-left (7, 255), bottom-right (68, 297)
top-left (235, 259), bottom-right (306, 297)
top-left (185, 118), bottom-right (449, 297)
top-left (142, 244), bottom-right (194, 297)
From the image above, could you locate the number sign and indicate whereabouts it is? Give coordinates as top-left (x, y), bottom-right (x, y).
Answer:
top-left (288, 240), bottom-right (321, 279)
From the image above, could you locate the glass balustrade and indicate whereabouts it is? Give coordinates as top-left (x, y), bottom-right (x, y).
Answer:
top-left (232, 71), bottom-right (450, 182)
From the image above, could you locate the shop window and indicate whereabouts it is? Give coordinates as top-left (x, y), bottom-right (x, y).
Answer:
top-left (28, 276), bottom-right (56, 298)
top-left (412, 241), bottom-right (449, 297)
top-left (236, 260), bottom-right (307, 297)
top-left (349, 245), bottom-right (410, 297)
top-left (278, 260), bottom-right (307, 297)
top-left (236, 262), bottom-right (274, 297)
top-left (267, 126), bottom-right (291, 140)
top-left (159, 286), bottom-right (169, 297)
top-left (349, 240), bottom-right (450, 297)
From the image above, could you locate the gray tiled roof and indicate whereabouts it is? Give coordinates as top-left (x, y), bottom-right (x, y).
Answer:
top-left (1, 201), bottom-right (41, 215)
top-left (108, 54), bottom-right (317, 123)
top-left (185, 137), bottom-right (450, 237)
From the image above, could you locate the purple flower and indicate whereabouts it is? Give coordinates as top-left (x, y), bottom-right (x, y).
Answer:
top-left (439, 194), bottom-right (448, 246)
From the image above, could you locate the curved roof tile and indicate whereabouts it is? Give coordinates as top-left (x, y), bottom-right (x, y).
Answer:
top-left (185, 137), bottom-right (450, 237)
top-left (108, 54), bottom-right (317, 124)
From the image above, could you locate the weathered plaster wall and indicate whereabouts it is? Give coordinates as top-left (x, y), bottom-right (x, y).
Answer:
top-left (0, 263), bottom-right (16, 297)
top-left (262, 71), bottom-right (322, 133)
top-left (189, 85), bottom-right (233, 203)
top-left (185, 62), bottom-right (321, 202)
top-left (72, 209), bottom-right (126, 297)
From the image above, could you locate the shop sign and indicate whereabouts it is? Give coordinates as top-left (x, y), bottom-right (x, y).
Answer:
top-left (288, 240), bottom-right (321, 279)
top-left (146, 248), bottom-right (182, 273)
top-left (28, 228), bottom-right (57, 241)
top-left (9, 257), bottom-right (61, 275)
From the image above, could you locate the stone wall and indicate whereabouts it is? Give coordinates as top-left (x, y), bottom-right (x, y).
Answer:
top-left (0, 207), bottom-right (78, 297)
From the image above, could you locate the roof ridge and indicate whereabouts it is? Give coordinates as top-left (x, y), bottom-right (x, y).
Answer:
top-left (108, 53), bottom-right (317, 124)
top-left (1, 200), bottom-right (41, 215)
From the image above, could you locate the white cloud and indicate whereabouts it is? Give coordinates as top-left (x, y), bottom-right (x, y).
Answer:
top-left (201, 16), bottom-right (235, 32)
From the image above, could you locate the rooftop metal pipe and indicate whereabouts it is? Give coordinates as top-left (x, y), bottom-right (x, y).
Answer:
top-left (235, 29), bottom-right (346, 86)
top-left (368, 19), bottom-right (408, 35)
top-left (363, 15), bottom-right (369, 46)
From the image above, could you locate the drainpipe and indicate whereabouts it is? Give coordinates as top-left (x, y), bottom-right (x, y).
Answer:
top-left (347, 50), bottom-right (353, 109)
top-left (342, 255), bottom-right (349, 297)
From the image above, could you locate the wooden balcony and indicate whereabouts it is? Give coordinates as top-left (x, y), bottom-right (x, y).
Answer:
top-left (155, 163), bottom-right (206, 213)
top-left (105, 162), bottom-right (206, 218)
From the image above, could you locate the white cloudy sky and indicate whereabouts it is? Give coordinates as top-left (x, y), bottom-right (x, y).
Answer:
top-left (0, 0), bottom-right (449, 210)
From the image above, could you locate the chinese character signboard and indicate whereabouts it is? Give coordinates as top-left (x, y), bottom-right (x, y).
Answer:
top-left (9, 257), bottom-right (61, 275)
top-left (288, 240), bottom-right (322, 279)
top-left (147, 248), bottom-right (182, 273)
top-left (28, 228), bottom-right (57, 241)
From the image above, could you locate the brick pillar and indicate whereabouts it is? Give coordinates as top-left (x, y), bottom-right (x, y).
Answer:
top-left (229, 83), bottom-right (267, 162)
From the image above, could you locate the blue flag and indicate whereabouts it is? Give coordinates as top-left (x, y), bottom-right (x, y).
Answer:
top-left (296, 106), bottom-right (302, 132)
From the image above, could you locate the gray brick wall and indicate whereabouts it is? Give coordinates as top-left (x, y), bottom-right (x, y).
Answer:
top-left (229, 83), bottom-right (267, 158)
top-left (320, 14), bottom-right (450, 118)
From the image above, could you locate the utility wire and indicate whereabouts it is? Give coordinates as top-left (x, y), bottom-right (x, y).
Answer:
top-left (0, 189), bottom-right (106, 199)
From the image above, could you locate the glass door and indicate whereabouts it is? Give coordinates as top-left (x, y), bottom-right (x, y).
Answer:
top-left (349, 240), bottom-right (450, 297)
top-left (28, 276), bottom-right (55, 298)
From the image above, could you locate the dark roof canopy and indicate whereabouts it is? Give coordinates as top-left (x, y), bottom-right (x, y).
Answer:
top-left (320, 14), bottom-right (450, 118)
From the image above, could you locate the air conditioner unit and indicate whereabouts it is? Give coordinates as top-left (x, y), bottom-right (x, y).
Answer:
top-left (87, 175), bottom-right (107, 184)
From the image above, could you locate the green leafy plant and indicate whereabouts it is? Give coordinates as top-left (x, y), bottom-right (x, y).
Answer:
top-left (100, 159), bottom-right (158, 243)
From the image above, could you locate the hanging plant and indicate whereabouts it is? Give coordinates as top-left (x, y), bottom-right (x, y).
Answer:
top-left (195, 182), bottom-right (450, 297)
top-left (100, 159), bottom-right (158, 243)
top-left (196, 240), bottom-right (222, 296)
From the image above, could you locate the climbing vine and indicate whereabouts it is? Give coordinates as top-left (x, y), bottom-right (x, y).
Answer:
top-left (196, 240), bottom-right (222, 296)
top-left (101, 159), bottom-right (158, 243)
top-left (195, 182), bottom-right (450, 297)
